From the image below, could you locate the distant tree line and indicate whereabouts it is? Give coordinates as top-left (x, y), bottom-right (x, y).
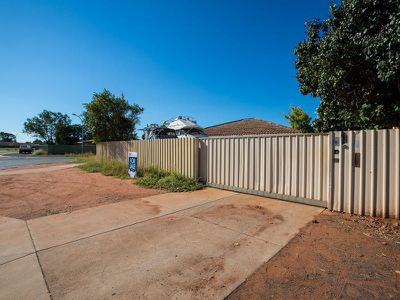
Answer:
top-left (0, 132), bottom-right (17, 142)
top-left (23, 89), bottom-right (143, 144)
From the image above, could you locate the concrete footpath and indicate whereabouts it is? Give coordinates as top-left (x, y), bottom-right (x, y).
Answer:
top-left (0, 163), bottom-right (80, 175)
top-left (0, 188), bottom-right (323, 300)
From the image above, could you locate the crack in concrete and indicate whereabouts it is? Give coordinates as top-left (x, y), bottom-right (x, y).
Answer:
top-left (25, 220), bottom-right (53, 300)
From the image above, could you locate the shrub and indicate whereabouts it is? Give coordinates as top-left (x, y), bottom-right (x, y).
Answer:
top-left (32, 149), bottom-right (48, 155)
top-left (136, 166), bottom-right (203, 192)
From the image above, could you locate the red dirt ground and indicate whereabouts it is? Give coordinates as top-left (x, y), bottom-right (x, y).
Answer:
top-left (0, 167), bottom-right (165, 220)
top-left (227, 211), bottom-right (400, 299)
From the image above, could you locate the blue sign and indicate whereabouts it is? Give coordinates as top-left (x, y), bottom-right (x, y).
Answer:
top-left (128, 152), bottom-right (137, 177)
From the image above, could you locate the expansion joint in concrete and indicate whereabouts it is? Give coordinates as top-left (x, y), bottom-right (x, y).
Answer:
top-left (25, 220), bottom-right (53, 300)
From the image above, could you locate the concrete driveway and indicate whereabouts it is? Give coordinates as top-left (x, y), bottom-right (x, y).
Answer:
top-left (0, 188), bottom-right (323, 299)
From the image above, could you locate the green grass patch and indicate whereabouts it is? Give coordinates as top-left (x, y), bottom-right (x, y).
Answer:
top-left (65, 152), bottom-right (95, 161)
top-left (72, 154), bottom-right (129, 179)
top-left (136, 166), bottom-right (203, 192)
top-left (32, 149), bottom-right (48, 155)
top-left (0, 148), bottom-right (18, 152)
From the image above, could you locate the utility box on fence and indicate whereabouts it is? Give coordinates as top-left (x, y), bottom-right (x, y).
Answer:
top-left (128, 152), bottom-right (138, 178)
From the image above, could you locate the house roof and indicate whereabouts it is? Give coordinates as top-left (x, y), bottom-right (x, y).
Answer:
top-left (204, 118), bottom-right (298, 137)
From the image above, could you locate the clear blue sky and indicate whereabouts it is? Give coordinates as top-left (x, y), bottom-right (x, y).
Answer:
top-left (0, 0), bottom-right (331, 142)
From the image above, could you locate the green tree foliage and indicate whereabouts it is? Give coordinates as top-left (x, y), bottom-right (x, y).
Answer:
top-left (32, 139), bottom-right (45, 145)
top-left (56, 124), bottom-right (89, 145)
top-left (24, 110), bottom-right (70, 144)
top-left (284, 105), bottom-right (314, 133)
top-left (295, 0), bottom-right (400, 131)
top-left (24, 110), bottom-right (89, 145)
top-left (83, 89), bottom-right (144, 142)
top-left (0, 132), bottom-right (16, 142)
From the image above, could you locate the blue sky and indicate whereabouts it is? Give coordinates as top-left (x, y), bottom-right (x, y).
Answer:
top-left (0, 0), bottom-right (331, 142)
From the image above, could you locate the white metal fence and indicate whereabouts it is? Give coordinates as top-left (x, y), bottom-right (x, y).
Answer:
top-left (199, 134), bottom-right (332, 207)
top-left (97, 129), bottom-right (400, 219)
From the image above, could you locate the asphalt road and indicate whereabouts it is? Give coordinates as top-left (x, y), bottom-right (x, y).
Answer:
top-left (0, 152), bottom-right (73, 169)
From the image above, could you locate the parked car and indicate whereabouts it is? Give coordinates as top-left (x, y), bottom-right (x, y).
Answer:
top-left (19, 144), bottom-right (33, 154)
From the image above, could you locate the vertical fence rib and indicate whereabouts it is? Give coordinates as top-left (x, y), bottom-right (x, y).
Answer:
top-left (309, 136), bottom-right (314, 199)
top-left (348, 131), bottom-right (355, 213)
top-left (288, 137), bottom-right (292, 195)
top-left (370, 130), bottom-right (377, 217)
top-left (295, 136), bottom-right (299, 197)
top-left (328, 132), bottom-right (334, 210)
top-left (359, 131), bottom-right (366, 215)
top-left (396, 129), bottom-right (400, 219)
top-left (382, 130), bottom-right (389, 217)
top-left (280, 137), bottom-right (285, 195)
top-left (302, 136), bottom-right (307, 198)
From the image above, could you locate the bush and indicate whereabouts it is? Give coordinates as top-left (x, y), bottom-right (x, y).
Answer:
top-left (136, 166), bottom-right (203, 192)
top-left (32, 149), bottom-right (48, 155)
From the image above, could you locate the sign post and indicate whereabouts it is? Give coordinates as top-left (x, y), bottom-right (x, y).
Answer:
top-left (128, 152), bottom-right (138, 178)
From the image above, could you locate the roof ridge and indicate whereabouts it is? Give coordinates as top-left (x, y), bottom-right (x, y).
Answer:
top-left (203, 117), bottom-right (299, 136)
top-left (204, 118), bottom-right (255, 129)
top-left (205, 118), bottom-right (293, 129)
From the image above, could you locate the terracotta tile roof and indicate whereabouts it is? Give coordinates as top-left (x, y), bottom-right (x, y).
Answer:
top-left (204, 118), bottom-right (298, 137)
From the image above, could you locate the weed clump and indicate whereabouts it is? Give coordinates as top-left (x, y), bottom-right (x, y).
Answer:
top-left (72, 154), bottom-right (129, 179)
top-left (32, 149), bottom-right (48, 155)
top-left (136, 166), bottom-right (203, 192)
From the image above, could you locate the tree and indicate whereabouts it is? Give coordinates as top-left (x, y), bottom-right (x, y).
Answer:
top-left (285, 105), bottom-right (314, 133)
top-left (55, 124), bottom-right (91, 145)
top-left (56, 124), bottom-right (79, 145)
top-left (23, 110), bottom-right (70, 144)
top-left (0, 132), bottom-right (16, 142)
top-left (295, 0), bottom-right (400, 132)
top-left (83, 89), bottom-right (143, 142)
top-left (32, 139), bottom-right (45, 145)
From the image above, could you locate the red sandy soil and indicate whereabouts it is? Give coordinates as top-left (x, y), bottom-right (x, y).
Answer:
top-left (228, 211), bottom-right (400, 299)
top-left (0, 167), bottom-right (165, 220)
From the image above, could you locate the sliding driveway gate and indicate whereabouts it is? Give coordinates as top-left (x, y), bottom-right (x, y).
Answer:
top-left (199, 133), bottom-right (332, 208)
top-left (199, 129), bottom-right (400, 218)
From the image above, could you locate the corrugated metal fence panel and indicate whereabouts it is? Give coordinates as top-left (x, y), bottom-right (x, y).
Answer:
top-left (200, 134), bottom-right (331, 207)
top-left (332, 129), bottom-right (400, 219)
top-left (96, 138), bottom-right (199, 178)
